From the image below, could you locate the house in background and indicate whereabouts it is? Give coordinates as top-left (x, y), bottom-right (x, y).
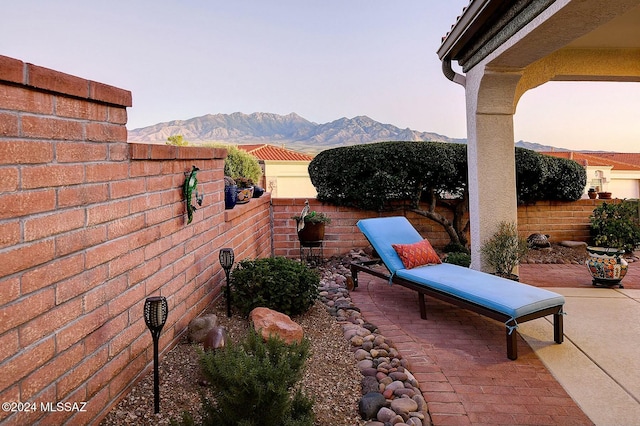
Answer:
top-left (237, 144), bottom-right (316, 198)
top-left (543, 151), bottom-right (640, 199)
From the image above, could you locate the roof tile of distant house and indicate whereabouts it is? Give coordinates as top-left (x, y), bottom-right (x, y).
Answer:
top-left (583, 152), bottom-right (640, 168)
top-left (541, 151), bottom-right (640, 171)
top-left (237, 144), bottom-right (314, 161)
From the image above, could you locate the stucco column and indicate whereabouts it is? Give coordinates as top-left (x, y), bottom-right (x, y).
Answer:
top-left (465, 66), bottom-right (522, 271)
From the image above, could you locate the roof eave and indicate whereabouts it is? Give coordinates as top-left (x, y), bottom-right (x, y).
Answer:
top-left (437, 0), bottom-right (495, 61)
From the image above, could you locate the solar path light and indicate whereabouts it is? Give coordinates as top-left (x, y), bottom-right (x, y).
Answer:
top-left (144, 296), bottom-right (168, 414)
top-left (219, 248), bottom-right (235, 317)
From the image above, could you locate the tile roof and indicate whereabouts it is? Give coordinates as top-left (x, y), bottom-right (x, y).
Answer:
top-left (541, 151), bottom-right (640, 171)
top-left (583, 152), bottom-right (640, 168)
top-left (237, 144), bottom-right (314, 161)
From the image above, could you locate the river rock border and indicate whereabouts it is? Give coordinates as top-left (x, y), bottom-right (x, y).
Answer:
top-left (318, 250), bottom-right (432, 426)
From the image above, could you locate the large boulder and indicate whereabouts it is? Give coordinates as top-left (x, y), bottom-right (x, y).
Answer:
top-left (187, 314), bottom-right (218, 343)
top-left (249, 307), bottom-right (303, 344)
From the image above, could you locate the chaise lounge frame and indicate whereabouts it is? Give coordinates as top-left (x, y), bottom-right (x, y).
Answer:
top-left (351, 217), bottom-right (564, 360)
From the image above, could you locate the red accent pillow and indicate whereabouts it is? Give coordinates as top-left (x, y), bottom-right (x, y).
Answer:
top-left (392, 239), bottom-right (441, 269)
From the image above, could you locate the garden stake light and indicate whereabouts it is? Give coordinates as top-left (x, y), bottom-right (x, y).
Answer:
top-left (219, 248), bottom-right (235, 317)
top-left (143, 296), bottom-right (168, 414)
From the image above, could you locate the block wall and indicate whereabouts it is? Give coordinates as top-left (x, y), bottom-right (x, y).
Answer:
top-left (271, 198), bottom-right (607, 258)
top-left (0, 55), bottom-right (272, 425)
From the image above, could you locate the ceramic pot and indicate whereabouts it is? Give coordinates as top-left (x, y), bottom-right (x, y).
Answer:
top-left (224, 185), bottom-right (237, 209)
top-left (236, 186), bottom-right (254, 204)
top-left (585, 246), bottom-right (628, 287)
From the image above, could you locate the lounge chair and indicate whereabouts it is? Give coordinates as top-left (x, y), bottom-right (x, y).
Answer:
top-left (351, 216), bottom-right (564, 360)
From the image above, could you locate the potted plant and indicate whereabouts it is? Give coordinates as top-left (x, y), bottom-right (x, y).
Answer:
top-left (480, 221), bottom-right (529, 280)
top-left (235, 177), bottom-right (254, 204)
top-left (224, 176), bottom-right (238, 210)
top-left (588, 188), bottom-right (598, 199)
top-left (587, 200), bottom-right (640, 287)
top-left (292, 209), bottom-right (331, 244)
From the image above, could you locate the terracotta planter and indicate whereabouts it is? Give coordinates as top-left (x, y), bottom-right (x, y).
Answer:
top-left (588, 191), bottom-right (597, 199)
top-left (585, 246), bottom-right (628, 287)
top-left (597, 192), bottom-right (612, 199)
top-left (297, 222), bottom-right (325, 243)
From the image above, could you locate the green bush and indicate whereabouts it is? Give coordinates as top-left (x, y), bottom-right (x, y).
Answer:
top-left (444, 252), bottom-right (471, 267)
top-left (515, 148), bottom-right (586, 204)
top-left (203, 143), bottom-right (263, 184)
top-left (176, 328), bottom-right (314, 426)
top-left (230, 257), bottom-right (320, 317)
top-left (590, 200), bottom-right (640, 252)
top-left (480, 221), bottom-right (528, 277)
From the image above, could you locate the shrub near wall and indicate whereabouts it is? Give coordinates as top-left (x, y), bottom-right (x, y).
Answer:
top-left (0, 55), bottom-right (272, 425)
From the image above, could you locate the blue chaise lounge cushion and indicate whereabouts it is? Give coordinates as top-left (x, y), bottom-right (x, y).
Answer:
top-left (357, 216), bottom-right (565, 320)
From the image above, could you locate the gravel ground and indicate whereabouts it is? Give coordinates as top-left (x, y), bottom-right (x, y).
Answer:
top-left (521, 243), bottom-right (589, 264)
top-left (99, 244), bottom-right (607, 426)
top-left (100, 296), bottom-right (366, 426)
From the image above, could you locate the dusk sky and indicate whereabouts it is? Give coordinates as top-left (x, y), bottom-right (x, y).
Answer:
top-left (2, 1), bottom-right (638, 152)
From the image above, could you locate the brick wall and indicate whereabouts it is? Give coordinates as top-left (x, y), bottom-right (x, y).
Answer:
top-left (271, 198), bottom-right (606, 258)
top-left (0, 55), bottom-right (272, 425)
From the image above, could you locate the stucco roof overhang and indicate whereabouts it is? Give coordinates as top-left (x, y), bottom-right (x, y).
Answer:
top-left (437, 0), bottom-right (640, 85)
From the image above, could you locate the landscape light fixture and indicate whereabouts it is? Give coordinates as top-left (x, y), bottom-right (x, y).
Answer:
top-left (143, 296), bottom-right (168, 414)
top-left (219, 248), bottom-right (235, 317)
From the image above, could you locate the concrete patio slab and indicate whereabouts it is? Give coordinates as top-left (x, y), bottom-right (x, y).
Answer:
top-left (519, 287), bottom-right (640, 426)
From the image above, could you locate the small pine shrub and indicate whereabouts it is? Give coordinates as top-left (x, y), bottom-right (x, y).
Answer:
top-left (176, 328), bottom-right (314, 426)
top-left (230, 257), bottom-right (320, 317)
top-left (480, 221), bottom-right (528, 277)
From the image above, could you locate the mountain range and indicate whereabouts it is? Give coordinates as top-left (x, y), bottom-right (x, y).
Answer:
top-left (127, 112), bottom-right (565, 153)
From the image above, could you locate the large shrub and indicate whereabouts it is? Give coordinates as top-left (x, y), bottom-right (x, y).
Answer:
top-left (177, 328), bottom-right (313, 426)
top-left (309, 141), bottom-right (469, 246)
top-left (516, 148), bottom-right (586, 203)
top-left (590, 200), bottom-right (640, 252)
top-left (230, 257), bottom-right (319, 317)
top-left (309, 142), bottom-right (586, 247)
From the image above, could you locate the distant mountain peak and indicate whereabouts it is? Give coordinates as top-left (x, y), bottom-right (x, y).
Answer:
top-left (127, 112), bottom-right (562, 154)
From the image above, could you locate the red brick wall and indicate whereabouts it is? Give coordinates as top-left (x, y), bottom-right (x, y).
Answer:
top-left (0, 55), bottom-right (272, 425)
top-left (272, 198), bottom-right (606, 258)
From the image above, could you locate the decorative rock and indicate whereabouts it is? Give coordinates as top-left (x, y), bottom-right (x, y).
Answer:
top-left (202, 326), bottom-right (227, 351)
top-left (355, 348), bottom-right (370, 361)
top-left (249, 307), bottom-right (303, 344)
top-left (390, 415), bottom-right (406, 424)
top-left (389, 371), bottom-right (408, 382)
top-left (376, 406), bottom-right (396, 423)
top-left (358, 392), bottom-right (387, 420)
top-left (187, 314), bottom-right (218, 343)
top-left (412, 394), bottom-right (427, 412)
top-left (394, 388), bottom-right (415, 398)
top-left (559, 240), bottom-right (588, 248)
top-left (361, 367), bottom-right (378, 377)
top-left (351, 336), bottom-right (364, 347)
top-left (358, 359), bottom-right (374, 370)
top-left (362, 376), bottom-right (380, 394)
top-left (385, 380), bottom-right (406, 392)
top-left (406, 417), bottom-right (423, 426)
top-left (391, 398), bottom-right (419, 415)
